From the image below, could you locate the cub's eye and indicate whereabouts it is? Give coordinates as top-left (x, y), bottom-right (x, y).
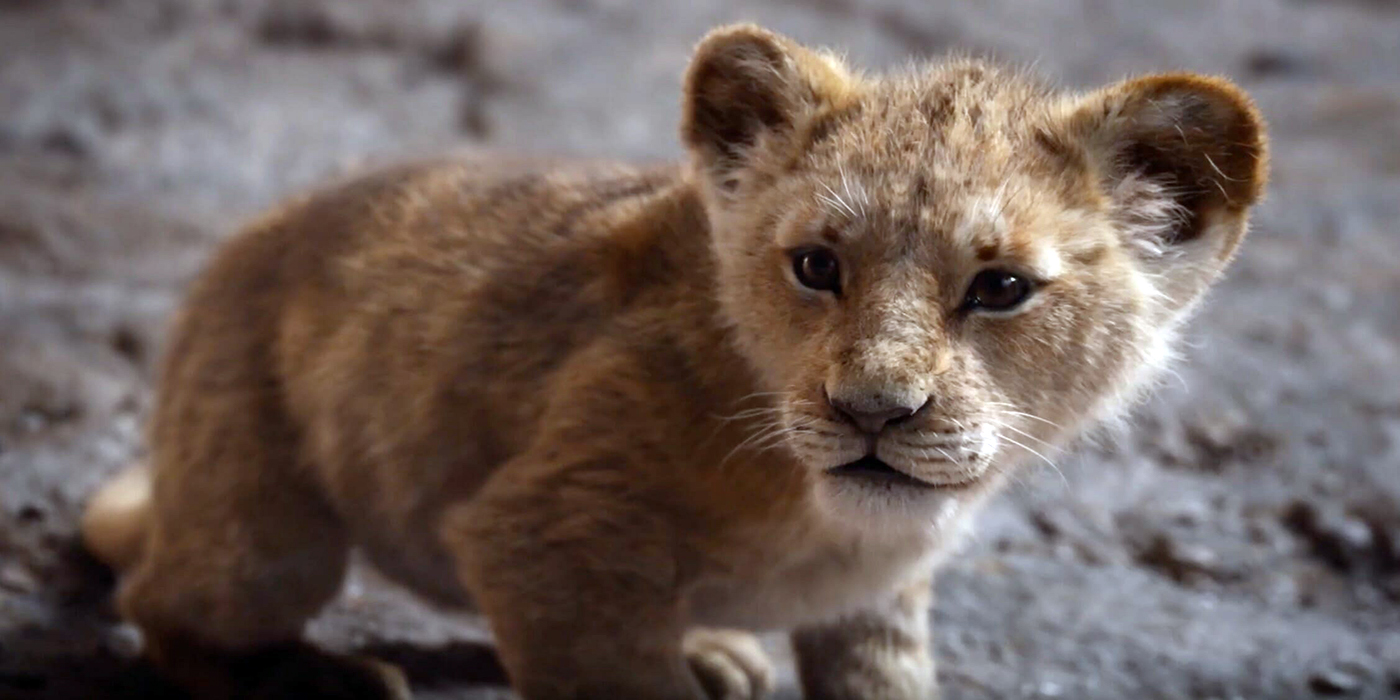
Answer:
top-left (792, 248), bottom-right (841, 293)
top-left (964, 270), bottom-right (1033, 311)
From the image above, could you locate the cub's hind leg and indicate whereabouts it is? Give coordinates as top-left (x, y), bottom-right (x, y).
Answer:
top-left (111, 403), bottom-right (407, 699)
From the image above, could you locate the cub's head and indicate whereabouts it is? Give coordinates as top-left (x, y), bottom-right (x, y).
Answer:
top-left (681, 25), bottom-right (1267, 522)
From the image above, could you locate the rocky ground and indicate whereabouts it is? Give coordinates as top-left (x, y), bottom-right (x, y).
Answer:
top-left (2, 0), bottom-right (1399, 698)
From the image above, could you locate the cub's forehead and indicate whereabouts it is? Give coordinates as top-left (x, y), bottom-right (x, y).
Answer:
top-left (809, 60), bottom-right (1055, 170)
top-left (785, 169), bottom-right (1070, 282)
top-left (944, 182), bottom-right (1073, 279)
top-left (780, 65), bottom-right (1082, 276)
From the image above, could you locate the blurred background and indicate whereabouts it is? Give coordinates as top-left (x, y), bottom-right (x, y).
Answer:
top-left (1, 1), bottom-right (1398, 698)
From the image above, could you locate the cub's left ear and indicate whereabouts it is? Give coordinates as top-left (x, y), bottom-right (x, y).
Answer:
top-left (1059, 74), bottom-right (1268, 302)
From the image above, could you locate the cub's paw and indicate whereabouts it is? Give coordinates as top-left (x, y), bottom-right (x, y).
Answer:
top-left (684, 629), bottom-right (774, 700)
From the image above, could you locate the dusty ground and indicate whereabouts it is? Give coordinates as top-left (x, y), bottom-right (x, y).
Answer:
top-left (2, 0), bottom-right (1399, 698)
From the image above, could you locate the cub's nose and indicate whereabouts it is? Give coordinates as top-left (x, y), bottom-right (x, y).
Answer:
top-left (826, 389), bottom-right (930, 435)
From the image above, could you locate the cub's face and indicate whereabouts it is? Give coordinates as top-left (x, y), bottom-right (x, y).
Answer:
top-left (682, 26), bottom-right (1267, 522)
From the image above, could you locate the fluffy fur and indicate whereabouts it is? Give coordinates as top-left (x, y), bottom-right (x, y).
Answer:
top-left (83, 24), bottom-right (1267, 700)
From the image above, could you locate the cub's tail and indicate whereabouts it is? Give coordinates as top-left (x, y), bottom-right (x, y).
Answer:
top-left (81, 464), bottom-right (152, 572)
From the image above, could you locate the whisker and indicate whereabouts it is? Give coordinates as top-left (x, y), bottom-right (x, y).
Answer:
top-left (730, 391), bottom-right (793, 403)
top-left (924, 447), bottom-right (959, 466)
top-left (721, 429), bottom-right (777, 467)
top-left (751, 421), bottom-right (810, 448)
top-left (926, 441), bottom-right (970, 452)
top-left (712, 397), bottom-right (814, 424)
top-left (837, 162), bottom-right (867, 217)
top-left (990, 180), bottom-right (1027, 225)
top-left (985, 403), bottom-right (1063, 430)
top-left (817, 182), bottom-right (859, 218)
top-left (1002, 411), bottom-right (1062, 430)
top-left (711, 408), bottom-right (779, 423)
top-left (997, 434), bottom-right (1069, 491)
top-left (995, 422), bottom-right (1058, 451)
top-left (721, 416), bottom-right (820, 466)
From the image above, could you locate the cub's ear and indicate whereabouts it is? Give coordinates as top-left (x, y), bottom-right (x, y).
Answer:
top-left (681, 25), bottom-right (857, 196)
top-left (1057, 74), bottom-right (1268, 306)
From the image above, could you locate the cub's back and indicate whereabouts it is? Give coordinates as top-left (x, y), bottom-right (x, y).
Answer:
top-left (152, 158), bottom-right (705, 601)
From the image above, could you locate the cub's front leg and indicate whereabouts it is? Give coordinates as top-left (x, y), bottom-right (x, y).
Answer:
top-left (791, 575), bottom-right (937, 700)
top-left (443, 453), bottom-right (771, 700)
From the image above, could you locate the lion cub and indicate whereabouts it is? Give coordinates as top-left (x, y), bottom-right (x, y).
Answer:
top-left (83, 23), bottom-right (1266, 700)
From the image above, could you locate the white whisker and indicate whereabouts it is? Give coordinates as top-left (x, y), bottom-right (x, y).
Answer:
top-left (720, 416), bottom-right (818, 466)
top-left (817, 182), bottom-right (859, 218)
top-left (997, 434), bottom-right (1068, 491)
top-left (995, 422), bottom-right (1058, 451)
top-left (837, 162), bottom-right (867, 217)
top-left (985, 403), bottom-right (1063, 430)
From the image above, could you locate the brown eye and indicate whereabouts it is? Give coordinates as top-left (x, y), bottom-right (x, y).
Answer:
top-left (793, 248), bottom-right (841, 293)
top-left (964, 270), bottom-right (1032, 311)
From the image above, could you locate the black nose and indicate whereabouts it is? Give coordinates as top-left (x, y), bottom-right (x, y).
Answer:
top-left (827, 391), bottom-right (929, 434)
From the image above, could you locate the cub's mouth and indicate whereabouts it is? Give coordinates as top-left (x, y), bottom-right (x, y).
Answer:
top-left (826, 456), bottom-right (936, 488)
top-left (825, 455), bottom-right (981, 491)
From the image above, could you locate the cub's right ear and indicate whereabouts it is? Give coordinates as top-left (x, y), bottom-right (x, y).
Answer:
top-left (681, 25), bottom-right (857, 196)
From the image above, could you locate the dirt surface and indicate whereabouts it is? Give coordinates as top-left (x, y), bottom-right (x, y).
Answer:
top-left (2, 1), bottom-right (1399, 698)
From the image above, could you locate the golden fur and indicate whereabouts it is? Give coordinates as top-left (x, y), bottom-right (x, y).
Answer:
top-left (83, 24), bottom-right (1267, 699)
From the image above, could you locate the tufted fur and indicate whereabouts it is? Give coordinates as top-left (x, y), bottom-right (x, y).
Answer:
top-left (83, 24), bottom-right (1266, 699)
